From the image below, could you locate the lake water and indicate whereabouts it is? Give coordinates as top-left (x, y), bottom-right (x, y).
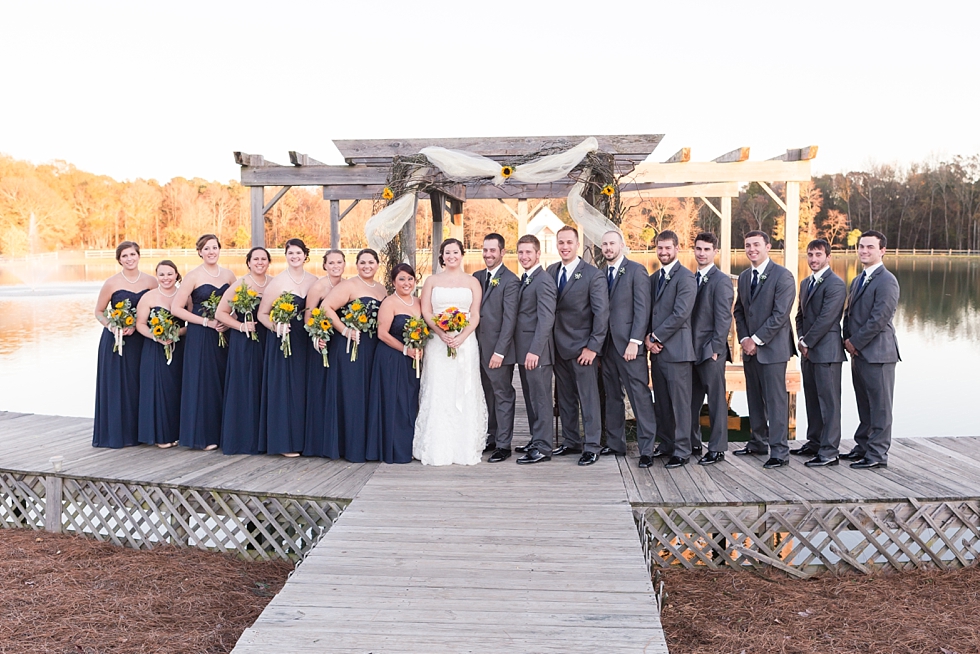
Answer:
top-left (1, 252), bottom-right (978, 439)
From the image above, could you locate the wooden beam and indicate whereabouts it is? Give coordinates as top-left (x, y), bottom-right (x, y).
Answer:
top-left (757, 181), bottom-right (788, 213)
top-left (619, 182), bottom-right (740, 198)
top-left (699, 197), bottom-right (723, 219)
top-left (663, 148), bottom-right (691, 163)
top-left (250, 186), bottom-right (265, 248)
top-left (339, 199), bottom-right (360, 220)
top-left (329, 200), bottom-right (340, 249)
top-left (430, 192), bottom-right (445, 274)
top-left (288, 151), bottom-right (326, 166)
top-left (720, 196), bottom-right (732, 274)
top-left (770, 146), bottom-right (819, 162)
top-left (401, 195), bottom-right (418, 271)
top-left (235, 152), bottom-right (267, 167)
top-left (785, 180), bottom-right (801, 284)
top-left (243, 164), bottom-right (385, 187)
top-left (497, 199), bottom-right (519, 219)
top-left (262, 186), bottom-right (291, 214)
top-left (713, 147), bottom-right (750, 163)
top-left (628, 160), bottom-right (812, 184)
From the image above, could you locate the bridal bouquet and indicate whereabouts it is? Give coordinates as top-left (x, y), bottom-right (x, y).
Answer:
top-left (305, 307), bottom-right (334, 368)
top-left (270, 292), bottom-right (299, 358)
top-left (229, 283), bottom-right (261, 342)
top-left (104, 299), bottom-right (136, 356)
top-left (435, 307), bottom-right (468, 358)
top-left (148, 307), bottom-right (181, 365)
top-left (340, 299), bottom-right (378, 363)
top-left (401, 315), bottom-right (432, 378)
top-left (199, 290), bottom-right (227, 348)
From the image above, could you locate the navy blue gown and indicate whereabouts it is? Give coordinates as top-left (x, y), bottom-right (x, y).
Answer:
top-left (138, 311), bottom-right (185, 445)
top-left (178, 283), bottom-right (230, 449)
top-left (333, 296), bottom-right (381, 463)
top-left (366, 314), bottom-right (420, 464)
top-left (259, 296), bottom-right (309, 454)
top-left (221, 319), bottom-right (268, 455)
top-left (304, 306), bottom-right (340, 458)
top-left (93, 288), bottom-right (149, 448)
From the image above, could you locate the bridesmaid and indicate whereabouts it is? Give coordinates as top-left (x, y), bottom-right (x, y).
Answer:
top-left (257, 238), bottom-right (316, 457)
top-left (217, 247), bottom-right (272, 455)
top-left (320, 249), bottom-right (387, 462)
top-left (366, 264), bottom-right (424, 464)
top-left (170, 234), bottom-right (237, 450)
top-left (136, 260), bottom-right (188, 447)
top-left (93, 241), bottom-right (157, 448)
top-left (304, 249), bottom-right (347, 458)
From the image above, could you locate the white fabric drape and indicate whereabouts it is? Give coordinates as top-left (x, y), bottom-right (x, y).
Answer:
top-left (422, 137), bottom-right (597, 186)
top-left (419, 146), bottom-right (500, 182)
top-left (510, 137), bottom-right (598, 183)
top-left (566, 176), bottom-right (620, 246)
top-left (364, 193), bottom-right (417, 252)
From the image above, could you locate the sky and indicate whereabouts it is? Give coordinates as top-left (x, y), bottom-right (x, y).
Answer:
top-left (1, 1), bottom-right (977, 184)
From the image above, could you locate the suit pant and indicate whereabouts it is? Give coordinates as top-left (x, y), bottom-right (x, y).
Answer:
top-left (743, 355), bottom-right (790, 460)
top-left (650, 356), bottom-right (693, 459)
top-left (519, 364), bottom-right (554, 452)
top-left (480, 361), bottom-right (516, 449)
top-left (851, 358), bottom-right (895, 463)
top-left (691, 355), bottom-right (728, 454)
top-left (801, 358), bottom-right (842, 459)
top-left (601, 344), bottom-right (657, 456)
top-left (555, 355), bottom-right (602, 453)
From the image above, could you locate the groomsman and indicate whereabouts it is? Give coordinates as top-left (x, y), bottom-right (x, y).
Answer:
top-left (473, 233), bottom-right (520, 463)
top-left (732, 230), bottom-right (797, 469)
top-left (547, 226), bottom-right (609, 466)
top-left (793, 238), bottom-right (846, 467)
top-left (842, 230), bottom-right (901, 469)
top-left (598, 230), bottom-right (657, 465)
top-left (645, 230), bottom-right (697, 469)
top-left (689, 232), bottom-right (734, 466)
top-left (513, 235), bottom-right (558, 465)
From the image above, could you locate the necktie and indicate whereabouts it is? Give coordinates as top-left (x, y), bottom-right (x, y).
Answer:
top-left (696, 271), bottom-right (703, 287)
top-left (657, 268), bottom-right (666, 294)
top-left (485, 270), bottom-right (492, 293)
top-left (750, 269), bottom-right (759, 296)
top-left (558, 267), bottom-right (567, 293)
top-left (808, 275), bottom-right (817, 294)
top-left (521, 272), bottom-right (528, 285)
top-left (860, 270), bottom-right (869, 287)
top-left (607, 266), bottom-right (615, 294)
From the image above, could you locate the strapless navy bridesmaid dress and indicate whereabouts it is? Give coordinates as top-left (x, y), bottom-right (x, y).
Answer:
top-left (304, 304), bottom-right (341, 458)
top-left (333, 296), bottom-right (380, 463)
top-left (221, 319), bottom-right (268, 455)
top-left (259, 296), bottom-right (310, 454)
top-left (138, 311), bottom-right (185, 445)
top-left (178, 283), bottom-right (230, 449)
top-left (93, 288), bottom-right (149, 448)
top-left (366, 314), bottom-right (420, 464)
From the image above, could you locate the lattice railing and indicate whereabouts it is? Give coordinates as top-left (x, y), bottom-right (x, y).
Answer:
top-left (635, 499), bottom-right (980, 577)
top-left (0, 471), bottom-right (346, 561)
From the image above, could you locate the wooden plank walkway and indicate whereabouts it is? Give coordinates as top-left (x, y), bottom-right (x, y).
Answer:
top-left (232, 457), bottom-right (666, 653)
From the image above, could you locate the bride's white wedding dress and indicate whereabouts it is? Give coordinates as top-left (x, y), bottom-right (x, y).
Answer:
top-left (413, 286), bottom-right (488, 466)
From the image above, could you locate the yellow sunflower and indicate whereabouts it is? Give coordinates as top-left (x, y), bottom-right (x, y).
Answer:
top-left (601, 184), bottom-right (616, 197)
top-left (351, 301), bottom-right (363, 311)
top-left (382, 187), bottom-right (394, 201)
top-left (150, 316), bottom-right (160, 326)
top-left (500, 165), bottom-right (514, 178)
top-left (125, 316), bottom-right (134, 326)
top-left (307, 318), bottom-right (315, 327)
top-left (247, 289), bottom-right (257, 297)
top-left (320, 319), bottom-right (331, 330)
top-left (152, 325), bottom-right (164, 336)
top-left (311, 307), bottom-right (321, 317)
top-left (358, 315), bottom-right (368, 324)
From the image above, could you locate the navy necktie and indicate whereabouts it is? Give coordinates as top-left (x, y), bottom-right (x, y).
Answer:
top-left (558, 267), bottom-right (567, 293)
top-left (750, 269), bottom-right (759, 297)
top-left (607, 266), bottom-right (615, 294)
top-left (808, 275), bottom-right (817, 294)
top-left (657, 268), bottom-right (666, 294)
top-left (485, 270), bottom-right (492, 293)
top-left (521, 272), bottom-right (528, 285)
top-left (859, 270), bottom-right (868, 287)
top-left (696, 271), bottom-right (703, 287)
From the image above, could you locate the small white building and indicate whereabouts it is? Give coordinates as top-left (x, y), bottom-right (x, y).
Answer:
top-left (525, 206), bottom-right (569, 256)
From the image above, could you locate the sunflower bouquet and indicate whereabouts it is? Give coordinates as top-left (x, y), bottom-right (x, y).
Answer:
top-left (104, 298), bottom-right (136, 356)
top-left (435, 306), bottom-right (469, 358)
top-left (305, 307), bottom-right (334, 368)
top-left (401, 315), bottom-right (432, 378)
top-left (148, 307), bottom-right (181, 365)
top-left (229, 282), bottom-right (261, 342)
top-left (270, 291), bottom-right (299, 358)
top-left (199, 290), bottom-right (227, 348)
top-left (340, 298), bottom-right (378, 363)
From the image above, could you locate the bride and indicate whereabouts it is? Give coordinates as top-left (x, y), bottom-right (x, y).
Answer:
top-left (414, 238), bottom-right (488, 465)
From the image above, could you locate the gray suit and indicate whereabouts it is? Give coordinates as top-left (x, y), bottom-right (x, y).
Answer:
top-left (733, 260), bottom-right (797, 460)
top-left (514, 266), bottom-right (557, 452)
top-left (795, 269), bottom-right (847, 459)
top-left (648, 262), bottom-right (696, 459)
top-left (474, 266), bottom-right (520, 449)
top-left (690, 266), bottom-right (734, 454)
top-left (842, 265), bottom-right (901, 463)
top-left (600, 258), bottom-right (657, 456)
top-left (547, 259), bottom-right (609, 454)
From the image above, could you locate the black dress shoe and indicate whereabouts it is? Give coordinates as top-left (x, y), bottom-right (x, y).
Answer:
top-left (841, 449), bottom-right (865, 461)
top-left (850, 458), bottom-right (887, 469)
top-left (638, 455), bottom-right (653, 468)
top-left (599, 446), bottom-right (623, 456)
top-left (790, 443), bottom-right (820, 456)
top-left (804, 455), bottom-right (839, 467)
top-left (691, 446), bottom-right (704, 456)
top-left (483, 439), bottom-right (496, 453)
top-left (514, 441), bottom-right (533, 454)
top-left (698, 451), bottom-right (725, 466)
top-left (488, 448), bottom-right (511, 463)
top-left (651, 447), bottom-right (669, 458)
top-left (665, 456), bottom-right (688, 469)
top-left (577, 452), bottom-right (599, 466)
top-left (762, 457), bottom-right (789, 469)
top-left (516, 448), bottom-right (551, 464)
top-left (733, 447), bottom-right (765, 457)
top-left (552, 445), bottom-right (583, 456)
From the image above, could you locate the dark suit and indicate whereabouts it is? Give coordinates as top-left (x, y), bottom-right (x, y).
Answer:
top-left (514, 266), bottom-right (557, 452)
top-left (547, 259), bottom-right (609, 454)
top-left (690, 265), bottom-right (734, 454)
top-left (733, 260), bottom-right (797, 460)
top-left (842, 264), bottom-right (901, 463)
top-left (795, 269), bottom-right (847, 459)
top-left (600, 258), bottom-right (657, 456)
top-left (648, 261), bottom-right (697, 459)
top-left (474, 265), bottom-right (520, 449)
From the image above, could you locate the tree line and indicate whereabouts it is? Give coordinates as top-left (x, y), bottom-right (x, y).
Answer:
top-left (1, 153), bottom-right (977, 256)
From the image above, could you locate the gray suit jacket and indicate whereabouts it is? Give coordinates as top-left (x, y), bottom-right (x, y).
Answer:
top-left (649, 262), bottom-right (696, 363)
top-left (473, 266), bottom-right (520, 366)
top-left (691, 266), bottom-right (734, 365)
top-left (843, 266), bottom-right (901, 364)
top-left (514, 267), bottom-right (557, 366)
top-left (733, 260), bottom-right (797, 364)
top-left (795, 270), bottom-right (846, 364)
top-left (547, 259), bottom-right (609, 360)
top-left (604, 258), bottom-right (650, 354)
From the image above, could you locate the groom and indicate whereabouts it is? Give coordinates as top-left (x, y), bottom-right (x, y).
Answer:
top-left (473, 233), bottom-right (520, 463)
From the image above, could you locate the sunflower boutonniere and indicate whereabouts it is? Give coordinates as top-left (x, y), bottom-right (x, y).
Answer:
top-left (489, 277), bottom-right (499, 287)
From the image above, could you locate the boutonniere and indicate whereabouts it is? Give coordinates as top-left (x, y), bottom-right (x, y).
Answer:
top-left (758, 273), bottom-right (768, 283)
top-left (523, 275), bottom-right (532, 286)
top-left (664, 272), bottom-right (672, 282)
top-left (617, 266), bottom-right (627, 277)
top-left (862, 274), bottom-right (872, 286)
top-left (814, 276), bottom-right (825, 286)
top-left (573, 272), bottom-right (582, 280)
top-left (489, 278), bottom-right (499, 287)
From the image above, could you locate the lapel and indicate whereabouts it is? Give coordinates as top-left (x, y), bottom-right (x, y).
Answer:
top-left (801, 275), bottom-right (815, 310)
top-left (520, 267), bottom-right (538, 299)
top-left (558, 260), bottom-right (582, 300)
top-left (609, 259), bottom-right (627, 298)
top-left (655, 264), bottom-right (671, 301)
top-left (851, 267), bottom-right (879, 305)
top-left (480, 268), bottom-right (496, 307)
